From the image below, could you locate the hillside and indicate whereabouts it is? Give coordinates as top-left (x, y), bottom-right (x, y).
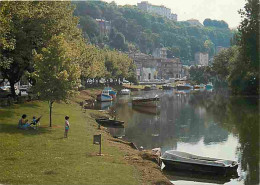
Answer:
top-left (73, 1), bottom-right (234, 65)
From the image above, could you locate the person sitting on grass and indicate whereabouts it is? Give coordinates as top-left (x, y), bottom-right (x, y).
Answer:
top-left (17, 114), bottom-right (30, 130)
top-left (30, 116), bottom-right (42, 129)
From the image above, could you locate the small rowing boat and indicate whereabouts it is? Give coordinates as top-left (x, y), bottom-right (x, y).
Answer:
top-left (95, 118), bottom-right (124, 126)
top-left (160, 150), bottom-right (238, 175)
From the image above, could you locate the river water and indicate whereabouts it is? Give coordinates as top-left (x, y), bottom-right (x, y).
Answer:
top-left (96, 89), bottom-right (259, 185)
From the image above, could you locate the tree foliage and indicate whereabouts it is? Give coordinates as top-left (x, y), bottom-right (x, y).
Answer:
top-left (73, 1), bottom-right (233, 62)
top-left (0, 1), bottom-right (82, 96)
top-left (211, 0), bottom-right (259, 95)
top-left (203, 19), bottom-right (229, 28)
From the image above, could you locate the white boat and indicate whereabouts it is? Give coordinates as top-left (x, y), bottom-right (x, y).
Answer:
top-left (120, 88), bottom-right (131, 95)
top-left (160, 150), bottom-right (238, 175)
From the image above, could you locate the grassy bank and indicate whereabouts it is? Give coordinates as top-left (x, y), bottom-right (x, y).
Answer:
top-left (0, 97), bottom-right (170, 185)
top-left (0, 101), bottom-right (140, 184)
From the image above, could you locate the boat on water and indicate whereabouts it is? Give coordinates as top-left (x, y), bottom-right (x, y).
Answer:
top-left (206, 82), bottom-right (213, 89)
top-left (162, 84), bottom-right (174, 90)
top-left (132, 95), bottom-right (159, 107)
top-left (176, 83), bottom-right (193, 90)
top-left (104, 87), bottom-right (117, 98)
top-left (95, 118), bottom-right (124, 126)
top-left (150, 84), bottom-right (157, 90)
top-left (120, 88), bottom-right (131, 95)
top-left (160, 150), bottom-right (238, 175)
top-left (143, 85), bottom-right (151, 91)
top-left (194, 84), bottom-right (205, 89)
top-left (96, 90), bottom-right (113, 102)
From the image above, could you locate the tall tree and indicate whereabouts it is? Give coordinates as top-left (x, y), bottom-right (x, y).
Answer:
top-left (0, 1), bottom-right (82, 97)
top-left (33, 35), bottom-right (81, 127)
top-left (229, 0), bottom-right (259, 94)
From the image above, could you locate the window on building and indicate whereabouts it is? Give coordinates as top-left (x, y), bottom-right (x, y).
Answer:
top-left (148, 73), bottom-right (151, 80)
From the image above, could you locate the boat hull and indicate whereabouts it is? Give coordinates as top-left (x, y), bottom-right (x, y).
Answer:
top-left (160, 150), bottom-right (238, 176)
top-left (132, 97), bottom-right (159, 107)
top-left (96, 94), bottom-right (113, 102)
top-left (95, 118), bottom-right (124, 126)
top-left (162, 85), bottom-right (174, 90)
top-left (176, 85), bottom-right (192, 90)
top-left (120, 89), bottom-right (131, 95)
top-left (161, 159), bottom-right (238, 175)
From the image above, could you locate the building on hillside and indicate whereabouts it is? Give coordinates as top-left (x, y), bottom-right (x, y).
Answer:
top-left (182, 65), bottom-right (190, 79)
top-left (152, 48), bottom-right (167, 59)
top-left (128, 52), bottom-right (159, 82)
top-left (158, 58), bottom-right (182, 80)
top-left (186, 19), bottom-right (203, 27)
top-left (216, 46), bottom-right (228, 54)
top-left (137, 1), bottom-right (177, 21)
top-left (195, 52), bottom-right (209, 66)
top-left (95, 19), bottom-right (111, 36)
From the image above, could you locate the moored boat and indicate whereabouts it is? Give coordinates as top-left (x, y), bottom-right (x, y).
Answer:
top-left (194, 84), bottom-right (205, 90)
top-left (206, 82), bottom-right (213, 89)
top-left (132, 96), bottom-right (159, 107)
top-left (162, 84), bottom-right (174, 90)
top-left (143, 86), bottom-right (151, 91)
top-left (96, 90), bottom-right (113, 102)
top-left (95, 118), bottom-right (124, 126)
top-left (120, 88), bottom-right (131, 95)
top-left (176, 83), bottom-right (193, 90)
top-left (104, 87), bottom-right (117, 98)
top-left (151, 84), bottom-right (157, 90)
top-left (160, 150), bottom-right (238, 175)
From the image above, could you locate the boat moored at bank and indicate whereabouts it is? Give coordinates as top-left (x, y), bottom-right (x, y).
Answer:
top-left (120, 88), bottom-right (131, 95)
top-left (132, 95), bottom-right (159, 107)
top-left (160, 150), bottom-right (238, 175)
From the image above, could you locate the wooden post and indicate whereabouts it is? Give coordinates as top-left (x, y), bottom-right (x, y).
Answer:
top-left (99, 134), bottom-right (101, 155)
top-left (93, 134), bottom-right (102, 156)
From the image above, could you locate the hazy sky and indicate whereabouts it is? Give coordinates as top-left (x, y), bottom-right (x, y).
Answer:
top-left (104, 0), bottom-right (246, 28)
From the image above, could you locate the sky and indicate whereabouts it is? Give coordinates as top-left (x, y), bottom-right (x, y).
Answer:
top-left (103, 0), bottom-right (246, 28)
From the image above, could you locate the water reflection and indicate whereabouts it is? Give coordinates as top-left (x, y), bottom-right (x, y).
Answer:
top-left (95, 89), bottom-right (259, 185)
top-left (164, 169), bottom-right (238, 185)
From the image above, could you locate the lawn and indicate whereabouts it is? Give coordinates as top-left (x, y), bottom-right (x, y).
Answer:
top-left (0, 101), bottom-right (140, 184)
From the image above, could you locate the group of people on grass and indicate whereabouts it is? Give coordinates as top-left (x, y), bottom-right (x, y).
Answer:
top-left (17, 114), bottom-right (70, 138)
top-left (17, 114), bottom-right (39, 130)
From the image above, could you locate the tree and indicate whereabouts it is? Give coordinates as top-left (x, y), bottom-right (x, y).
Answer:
top-left (203, 18), bottom-right (229, 28)
top-left (33, 35), bottom-right (81, 127)
top-left (212, 46), bottom-right (239, 87)
top-left (228, 0), bottom-right (259, 95)
top-left (0, 1), bottom-right (82, 97)
top-left (189, 66), bottom-right (213, 84)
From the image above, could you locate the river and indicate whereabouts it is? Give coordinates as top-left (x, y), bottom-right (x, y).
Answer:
top-left (96, 88), bottom-right (259, 185)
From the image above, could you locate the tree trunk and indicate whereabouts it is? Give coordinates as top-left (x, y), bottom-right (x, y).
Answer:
top-left (49, 101), bottom-right (54, 127)
top-left (9, 80), bottom-right (16, 98)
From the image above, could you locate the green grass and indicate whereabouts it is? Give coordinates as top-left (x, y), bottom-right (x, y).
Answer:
top-left (0, 101), bottom-right (140, 184)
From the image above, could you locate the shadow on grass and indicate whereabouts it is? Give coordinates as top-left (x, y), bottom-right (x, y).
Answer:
top-left (0, 123), bottom-right (49, 136)
top-left (0, 109), bottom-right (14, 119)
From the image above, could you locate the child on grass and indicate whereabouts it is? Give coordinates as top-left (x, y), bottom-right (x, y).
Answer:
top-left (64, 116), bottom-right (70, 138)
